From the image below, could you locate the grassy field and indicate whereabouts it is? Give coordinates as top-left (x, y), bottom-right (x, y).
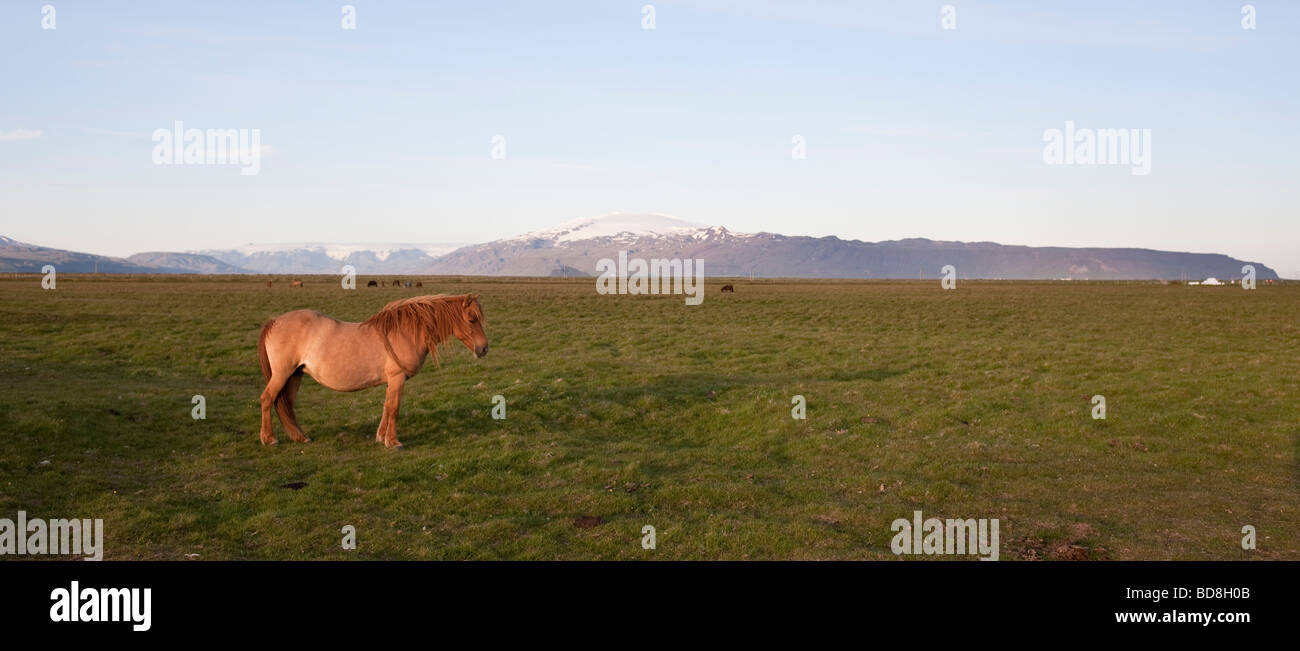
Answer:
top-left (1, 275), bottom-right (1297, 560)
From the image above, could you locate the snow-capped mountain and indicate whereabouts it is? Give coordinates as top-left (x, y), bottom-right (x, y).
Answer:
top-left (196, 242), bottom-right (466, 274)
top-left (510, 213), bottom-right (711, 243)
top-left (428, 212), bottom-right (746, 276)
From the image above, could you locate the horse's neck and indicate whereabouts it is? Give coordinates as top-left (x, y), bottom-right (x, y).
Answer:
top-left (365, 303), bottom-right (457, 368)
top-left (383, 322), bottom-right (445, 358)
top-left (391, 328), bottom-right (435, 353)
top-left (419, 325), bottom-right (452, 350)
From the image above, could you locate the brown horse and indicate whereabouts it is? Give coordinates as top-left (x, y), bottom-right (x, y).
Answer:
top-left (257, 294), bottom-right (489, 449)
top-left (720, 284), bottom-right (735, 293)
top-left (291, 281), bottom-right (303, 288)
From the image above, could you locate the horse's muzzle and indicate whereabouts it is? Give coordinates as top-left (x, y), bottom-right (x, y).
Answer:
top-left (475, 344), bottom-right (489, 358)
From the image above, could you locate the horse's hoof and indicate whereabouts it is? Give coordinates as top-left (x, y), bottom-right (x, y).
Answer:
top-left (261, 437), bottom-right (278, 446)
top-left (292, 437), bottom-right (311, 443)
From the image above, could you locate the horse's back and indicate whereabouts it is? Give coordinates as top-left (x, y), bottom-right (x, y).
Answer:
top-left (275, 308), bottom-right (335, 325)
top-left (269, 310), bottom-right (363, 350)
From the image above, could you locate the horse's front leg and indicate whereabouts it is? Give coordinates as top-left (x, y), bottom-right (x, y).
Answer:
top-left (376, 373), bottom-right (406, 449)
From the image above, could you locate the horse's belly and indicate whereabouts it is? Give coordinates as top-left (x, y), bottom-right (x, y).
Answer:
top-left (302, 357), bottom-right (384, 392)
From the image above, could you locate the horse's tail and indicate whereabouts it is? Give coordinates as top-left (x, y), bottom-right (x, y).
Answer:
top-left (258, 319), bottom-right (275, 382)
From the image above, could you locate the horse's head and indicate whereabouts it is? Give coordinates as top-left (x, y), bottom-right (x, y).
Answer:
top-left (453, 293), bottom-right (489, 358)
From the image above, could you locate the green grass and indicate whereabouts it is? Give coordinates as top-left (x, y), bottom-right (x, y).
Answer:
top-left (1, 275), bottom-right (1297, 560)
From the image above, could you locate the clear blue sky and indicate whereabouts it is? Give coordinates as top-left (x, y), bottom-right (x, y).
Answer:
top-left (1, 1), bottom-right (1297, 274)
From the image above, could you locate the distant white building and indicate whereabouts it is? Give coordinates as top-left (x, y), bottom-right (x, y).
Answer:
top-left (1200, 277), bottom-right (1223, 285)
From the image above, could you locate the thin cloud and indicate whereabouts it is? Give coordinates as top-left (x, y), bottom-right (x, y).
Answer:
top-left (84, 128), bottom-right (148, 138)
top-left (0, 128), bottom-right (43, 142)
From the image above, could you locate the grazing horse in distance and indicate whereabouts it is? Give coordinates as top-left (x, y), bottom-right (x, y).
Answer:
top-left (403, 281), bottom-right (413, 288)
top-left (391, 279), bottom-right (402, 287)
top-left (267, 281), bottom-right (273, 288)
top-left (367, 280), bottom-right (379, 287)
top-left (415, 281), bottom-right (423, 288)
top-left (256, 294), bottom-right (489, 448)
top-left (720, 284), bottom-right (735, 293)
top-left (291, 281), bottom-right (304, 288)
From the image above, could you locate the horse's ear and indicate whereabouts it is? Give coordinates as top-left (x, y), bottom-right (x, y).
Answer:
top-left (463, 293), bottom-right (478, 306)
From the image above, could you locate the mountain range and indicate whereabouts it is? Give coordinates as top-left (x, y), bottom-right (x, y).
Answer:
top-left (0, 214), bottom-right (1280, 280)
top-left (194, 243), bottom-right (465, 274)
top-left (0, 236), bottom-right (245, 274)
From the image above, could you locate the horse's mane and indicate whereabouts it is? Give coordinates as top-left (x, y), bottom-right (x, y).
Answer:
top-left (362, 294), bottom-right (469, 375)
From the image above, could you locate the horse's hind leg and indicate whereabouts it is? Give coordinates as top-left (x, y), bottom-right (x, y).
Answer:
top-left (277, 367), bottom-right (310, 443)
top-left (259, 373), bottom-right (287, 446)
top-left (259, 360), bottom-right (298, 446)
